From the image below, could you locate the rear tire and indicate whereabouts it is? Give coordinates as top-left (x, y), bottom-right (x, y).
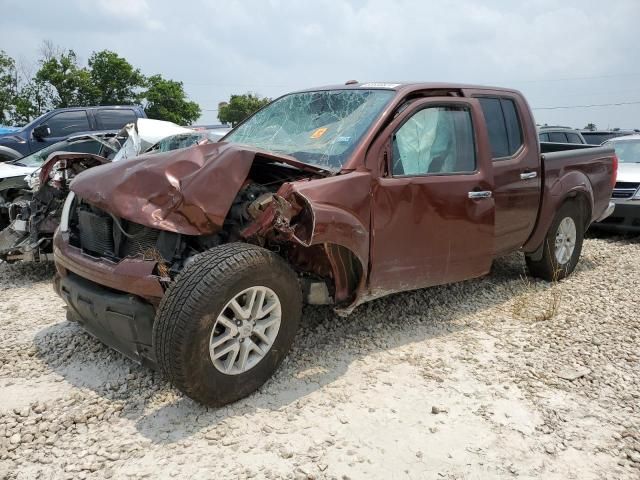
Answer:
top-left (526, 200), bottom-right (584, 281)
top-left (153, 243), bottom-right (302, 407)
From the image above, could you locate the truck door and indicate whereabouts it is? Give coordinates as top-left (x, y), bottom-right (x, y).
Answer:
top-left (368, 97), bottom-right (495, 294)
top-left (471, 94), bottom-right (541, 255)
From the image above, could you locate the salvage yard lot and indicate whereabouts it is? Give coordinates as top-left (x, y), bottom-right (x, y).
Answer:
top-left (1, 234), bottom-right (639, 479)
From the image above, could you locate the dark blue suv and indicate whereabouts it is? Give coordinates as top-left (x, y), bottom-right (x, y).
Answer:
top-left (0, 105), bottom-right (146, 162)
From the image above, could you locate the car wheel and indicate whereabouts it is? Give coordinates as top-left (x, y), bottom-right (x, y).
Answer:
top-left (153, 242), bottom-right (302, 407)
top-left (526, 200), bottom-right (584, 281)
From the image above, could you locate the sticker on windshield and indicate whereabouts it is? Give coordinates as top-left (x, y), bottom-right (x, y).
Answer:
top-left (359, 83), bottom-right (401, 89)
top-left (310, 127), bottom-right (328, 139)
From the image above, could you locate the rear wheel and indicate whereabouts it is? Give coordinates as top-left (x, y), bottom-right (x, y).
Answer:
top-left (153, 243), bottom-right (302, 407)
top-left (526, 200), bottom-right (584, 281)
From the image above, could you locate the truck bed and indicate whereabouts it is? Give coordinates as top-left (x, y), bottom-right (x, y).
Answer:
top-left (523, 142), bottom-right (616, 253)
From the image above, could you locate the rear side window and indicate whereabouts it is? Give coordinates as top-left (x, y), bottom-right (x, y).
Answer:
top-left (566, 132), bottom-right (583, 144)
top-left (548, 132), bottom-right (567, 143)
top-left (477, 97), bottom-right (523, 159)
top-left (539, 133), bottom-right (550, 142)
top-left (96, 109), bottom-right (138, 130)
top-left (46, 111), bottom-right (90, 137)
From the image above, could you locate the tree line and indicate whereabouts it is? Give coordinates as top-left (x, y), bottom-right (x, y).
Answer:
top-left (0, 42), bottom-right (201, 126)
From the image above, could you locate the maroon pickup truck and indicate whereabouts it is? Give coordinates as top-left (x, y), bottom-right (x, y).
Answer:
top-left (52, 82), bottom-right (616, 406)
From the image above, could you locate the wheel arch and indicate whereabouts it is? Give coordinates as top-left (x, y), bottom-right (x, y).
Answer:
top-left (523, 170), bottom-right (594, 253)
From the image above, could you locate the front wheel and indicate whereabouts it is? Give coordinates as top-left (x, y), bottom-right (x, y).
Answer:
top-left (526, 200), bottom-right (584, 281)
top-left (153, 243), bottom-right (302, 407)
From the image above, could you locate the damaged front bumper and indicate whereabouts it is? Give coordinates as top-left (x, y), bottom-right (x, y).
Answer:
top-left (53, 231), bottom-right (165, 367)
top-left (53, 231), bottom-right (165, 299)
top-left (54, 272), bottom-right (158, 368)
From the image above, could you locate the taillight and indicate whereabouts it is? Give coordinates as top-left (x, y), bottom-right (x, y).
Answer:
top-left (611, 154), bottom-right (618, 188)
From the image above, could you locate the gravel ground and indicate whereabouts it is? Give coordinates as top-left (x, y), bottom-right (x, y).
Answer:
top-left (1, 233), bottom-right (639, 479)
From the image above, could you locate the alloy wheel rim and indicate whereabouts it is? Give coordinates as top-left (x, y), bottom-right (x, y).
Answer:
top-left (209, 286), bottom-right (282, 375)
top-left (554, 217), bottom-right (576, 265)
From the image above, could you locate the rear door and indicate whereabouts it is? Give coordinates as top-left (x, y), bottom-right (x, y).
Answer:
top-left (368, 97), bottom-right (495, 293)
top-left (470, 92), bottom-right (541, 254)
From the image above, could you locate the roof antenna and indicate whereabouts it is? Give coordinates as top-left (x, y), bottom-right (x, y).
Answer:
top-left (345, 80), bottom-right (358, 85)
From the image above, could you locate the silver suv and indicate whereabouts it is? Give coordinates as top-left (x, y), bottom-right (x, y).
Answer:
top-left (593, 134), bottom-right (640, 232)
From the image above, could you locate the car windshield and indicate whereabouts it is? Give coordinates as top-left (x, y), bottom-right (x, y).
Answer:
top-left (149, 132), bottom-right (215, 153)
top-left (605, 139), bottom-right (640, 163)
top-left (14, 137), bottom-right (110, 168)
top-left (18, 112), bottom-right (49, 131)
top-left (224, 89), bottom-right (395, 170)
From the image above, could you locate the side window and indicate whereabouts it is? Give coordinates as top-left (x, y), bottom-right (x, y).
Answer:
top-left (478, 98), bottom-right (509, 158)
top-left (46, 111), bottom-right (90, 137)
top-left (501, 99), bottom-right (523, 153)
top-left (96, 109), bottom-right (138, 130)
top-left (477, 97), bottom-right (524, 159)
top-left (549, 132), bottom-right (567, 143)
top-left (392, 106), bottom-right (476, 176)
top-left (539, 133), bottom-right (550, 142)
top-left (566, 132), bottom-right (583, 144)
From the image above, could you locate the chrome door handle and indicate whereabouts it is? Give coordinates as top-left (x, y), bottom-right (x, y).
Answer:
top-left (520, 171), bottom-right (537, 180)
top-left (468, 191), bottom-right (492, 199)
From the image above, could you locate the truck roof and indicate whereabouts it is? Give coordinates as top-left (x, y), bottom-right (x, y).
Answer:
top-left (294, 81), bottom-right (522, 95)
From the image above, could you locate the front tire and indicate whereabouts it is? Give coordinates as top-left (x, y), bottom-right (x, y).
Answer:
top-left (153, 243), bottom-right (302, 407)
top-left (526, 200), bottom-right (584, 281)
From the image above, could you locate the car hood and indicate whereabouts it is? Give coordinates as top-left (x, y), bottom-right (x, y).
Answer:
top-left (617, 163), bottom-right (640, 183)
top-left (71, 142), bottom-right (329, 236)
top-left (0, 162), bottom-right (38, 181)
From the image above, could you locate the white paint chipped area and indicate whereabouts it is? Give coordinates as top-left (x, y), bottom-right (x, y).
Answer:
top-left (1, 233), bottom-right (639, 479)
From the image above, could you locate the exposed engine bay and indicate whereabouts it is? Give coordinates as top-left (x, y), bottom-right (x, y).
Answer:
top-left (68, 161), bottom-right (314, 271)
top-left (64, 159), bottom-right (352, 305)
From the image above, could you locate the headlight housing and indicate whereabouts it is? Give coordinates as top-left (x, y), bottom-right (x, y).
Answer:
top-left (633, 187), bottom-right (640, 200)
top-left (59, 192), bottom-right (75, 232)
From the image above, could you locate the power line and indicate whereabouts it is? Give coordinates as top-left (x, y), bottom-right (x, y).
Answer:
top-left (532, 100), bottom-right (640, 110)
top-left (508, 72), bottom-right (640, 84)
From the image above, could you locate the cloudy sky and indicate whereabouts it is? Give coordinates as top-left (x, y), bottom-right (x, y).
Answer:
top-left (1, 0), bottom-right (639, 129)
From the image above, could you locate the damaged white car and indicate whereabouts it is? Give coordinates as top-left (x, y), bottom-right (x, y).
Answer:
top-left (0, 119), bottom-right (206, 263)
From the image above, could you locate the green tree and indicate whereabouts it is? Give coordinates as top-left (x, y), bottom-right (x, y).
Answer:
top-left (11, 80), bottom-right (54, 125)
top-left (35, 49), bottom-right (97, 107)
top-left (218, 93), bottom-right (271, 127)
top-left (142, 75), bottom-right (200, 125)
top-left (88, 50), bottom-right (144, 105)
top-left (0, 50), bottom-right (17, 123)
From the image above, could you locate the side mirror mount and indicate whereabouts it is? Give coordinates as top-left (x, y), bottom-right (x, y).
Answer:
top-left (33, 124), bottom-right (51, 139)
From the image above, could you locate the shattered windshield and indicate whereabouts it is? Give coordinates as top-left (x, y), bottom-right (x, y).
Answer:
top-left (224, 89), bottom-right (395, 170)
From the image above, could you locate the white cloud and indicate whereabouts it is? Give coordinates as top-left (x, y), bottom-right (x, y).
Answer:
top-left (0, 0), bottom-right (639, 128)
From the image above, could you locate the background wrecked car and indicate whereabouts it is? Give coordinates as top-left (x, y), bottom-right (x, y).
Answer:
top-left (0, 119), bottom-right (196, 263)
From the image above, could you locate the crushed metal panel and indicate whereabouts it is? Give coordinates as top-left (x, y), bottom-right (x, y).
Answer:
top-left (70, 143), bottom-right (326, 236)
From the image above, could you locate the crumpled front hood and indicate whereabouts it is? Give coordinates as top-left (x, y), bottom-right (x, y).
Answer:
top-left (70, 142), bottom-right (324, 235)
